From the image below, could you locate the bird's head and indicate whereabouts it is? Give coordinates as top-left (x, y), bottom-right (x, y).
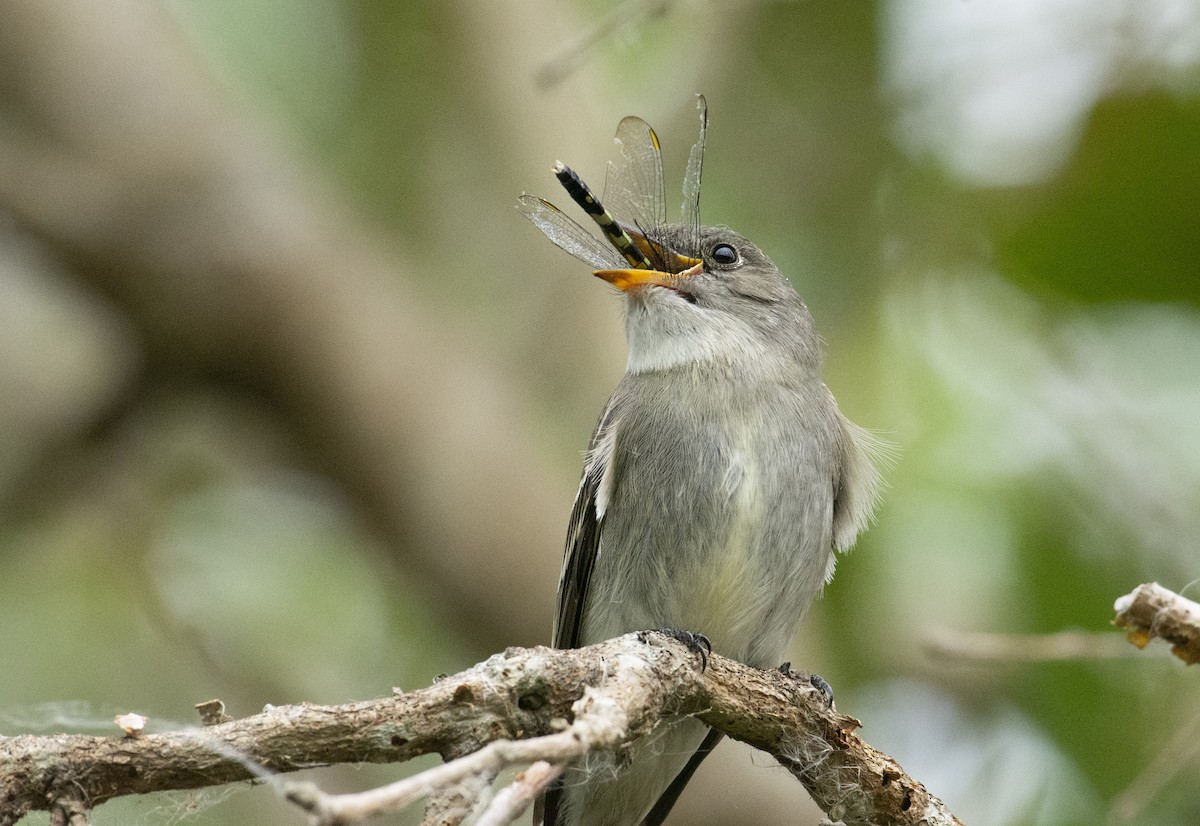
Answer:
top-left (595, 225), bottom-right (822, 377)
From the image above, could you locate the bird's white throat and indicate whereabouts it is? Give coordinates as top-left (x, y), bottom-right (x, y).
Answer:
top-left (623, 291), bottom-right (770, 374)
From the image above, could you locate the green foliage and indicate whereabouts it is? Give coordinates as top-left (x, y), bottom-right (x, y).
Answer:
top-left (1001, 93), bottom-right (1200, 303)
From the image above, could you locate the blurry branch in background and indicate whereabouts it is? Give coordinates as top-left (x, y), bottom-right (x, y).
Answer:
top-left (924, 581), bottom-right (1200, 666)
top-left (1112, 581), bottom-right (1200, 666)
top-left (533, 0), bottom-right (671, 89)
top-left (924, 583), bottom-right (1200, 826)
top-left (0, 633), bottom-right (962, 826)
top-left (0, 1), bottom-right (562, 649)
top-left (923, 629), bottom-right (1139, 663)
top-left (923, 583), bottom-right (1200, 826)
top-left (1107, 710), bottom-right (1200, 826)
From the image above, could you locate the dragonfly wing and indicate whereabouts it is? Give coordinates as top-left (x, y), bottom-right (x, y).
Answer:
top-left (603, 115), bottom-right (666, 233)
top-left (517, 195), bottom-right (628, 270)
top-left (680, 95), bottom-right (707, 238)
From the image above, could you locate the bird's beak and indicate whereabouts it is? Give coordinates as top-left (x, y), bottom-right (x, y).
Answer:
top-left (593, 261), bottom-right (702, 291)
top-left (594, 226), bottom-right (703, 291)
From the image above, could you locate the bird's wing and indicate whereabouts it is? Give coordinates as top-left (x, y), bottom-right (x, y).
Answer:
top-left (539, 396), bottom-right (620, 826)
top-left (553, 393), bottom-right (619, 648)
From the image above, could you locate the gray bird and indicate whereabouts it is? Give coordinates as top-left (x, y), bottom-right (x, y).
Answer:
top-left (519, 100), bottom-right (884, 826)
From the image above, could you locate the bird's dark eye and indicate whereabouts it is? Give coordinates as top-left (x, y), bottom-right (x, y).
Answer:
top-left (711, 243), bottom-right (739, 266)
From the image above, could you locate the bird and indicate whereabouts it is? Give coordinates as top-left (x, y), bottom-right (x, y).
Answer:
top-left (519, 99), bottom-right (884, 826)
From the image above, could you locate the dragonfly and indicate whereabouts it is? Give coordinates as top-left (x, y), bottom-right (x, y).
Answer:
top-left (517, 95), bottom-right (708, 275)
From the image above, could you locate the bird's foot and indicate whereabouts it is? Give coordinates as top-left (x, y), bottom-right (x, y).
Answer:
top-left (648, 628), bottom-right (712, 671)
top-left (778, 662), bottom-right (835, 708)
top-left (810, 673), bottom-right (834, 708)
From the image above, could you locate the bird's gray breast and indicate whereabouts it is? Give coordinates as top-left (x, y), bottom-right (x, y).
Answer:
top-left (580, 371), bottom-right (838, 667)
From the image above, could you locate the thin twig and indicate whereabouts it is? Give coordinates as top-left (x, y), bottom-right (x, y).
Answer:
top-left (474, 762), bottom-right (563, 826)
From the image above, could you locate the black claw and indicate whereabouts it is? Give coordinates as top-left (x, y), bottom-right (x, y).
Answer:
top-left (657, 628), bottom-right (712, 671)
top-left (776, 663), bottom-right (834, 708)
top-left (810, 673), bottom-right (834, 708)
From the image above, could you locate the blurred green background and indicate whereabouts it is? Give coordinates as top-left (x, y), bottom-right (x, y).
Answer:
top-left (1, 1), bottom-right (1197, 824)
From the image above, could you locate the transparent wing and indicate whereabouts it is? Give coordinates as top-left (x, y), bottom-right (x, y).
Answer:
top-left (517, 194), bottom-right (628, 269)
top-left (603, 116), bottom-right (666, 233)
top-left (680, 94), bottom-right (707, 233)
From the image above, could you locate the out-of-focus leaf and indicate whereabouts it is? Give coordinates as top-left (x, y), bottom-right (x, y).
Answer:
top-left (1000, 93), bottom-right (1200, 303)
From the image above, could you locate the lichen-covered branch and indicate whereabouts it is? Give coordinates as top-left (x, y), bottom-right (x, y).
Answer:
top-left (1113, 582), bottom-right (1200, 665)
top-left (0, 632), bottom-right (960, 826)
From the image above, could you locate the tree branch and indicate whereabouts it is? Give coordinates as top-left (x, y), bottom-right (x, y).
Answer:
top-left (1113, 581), bottom-right (1200, 665)
top-left (0, 632), bottom-right (960, 826)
